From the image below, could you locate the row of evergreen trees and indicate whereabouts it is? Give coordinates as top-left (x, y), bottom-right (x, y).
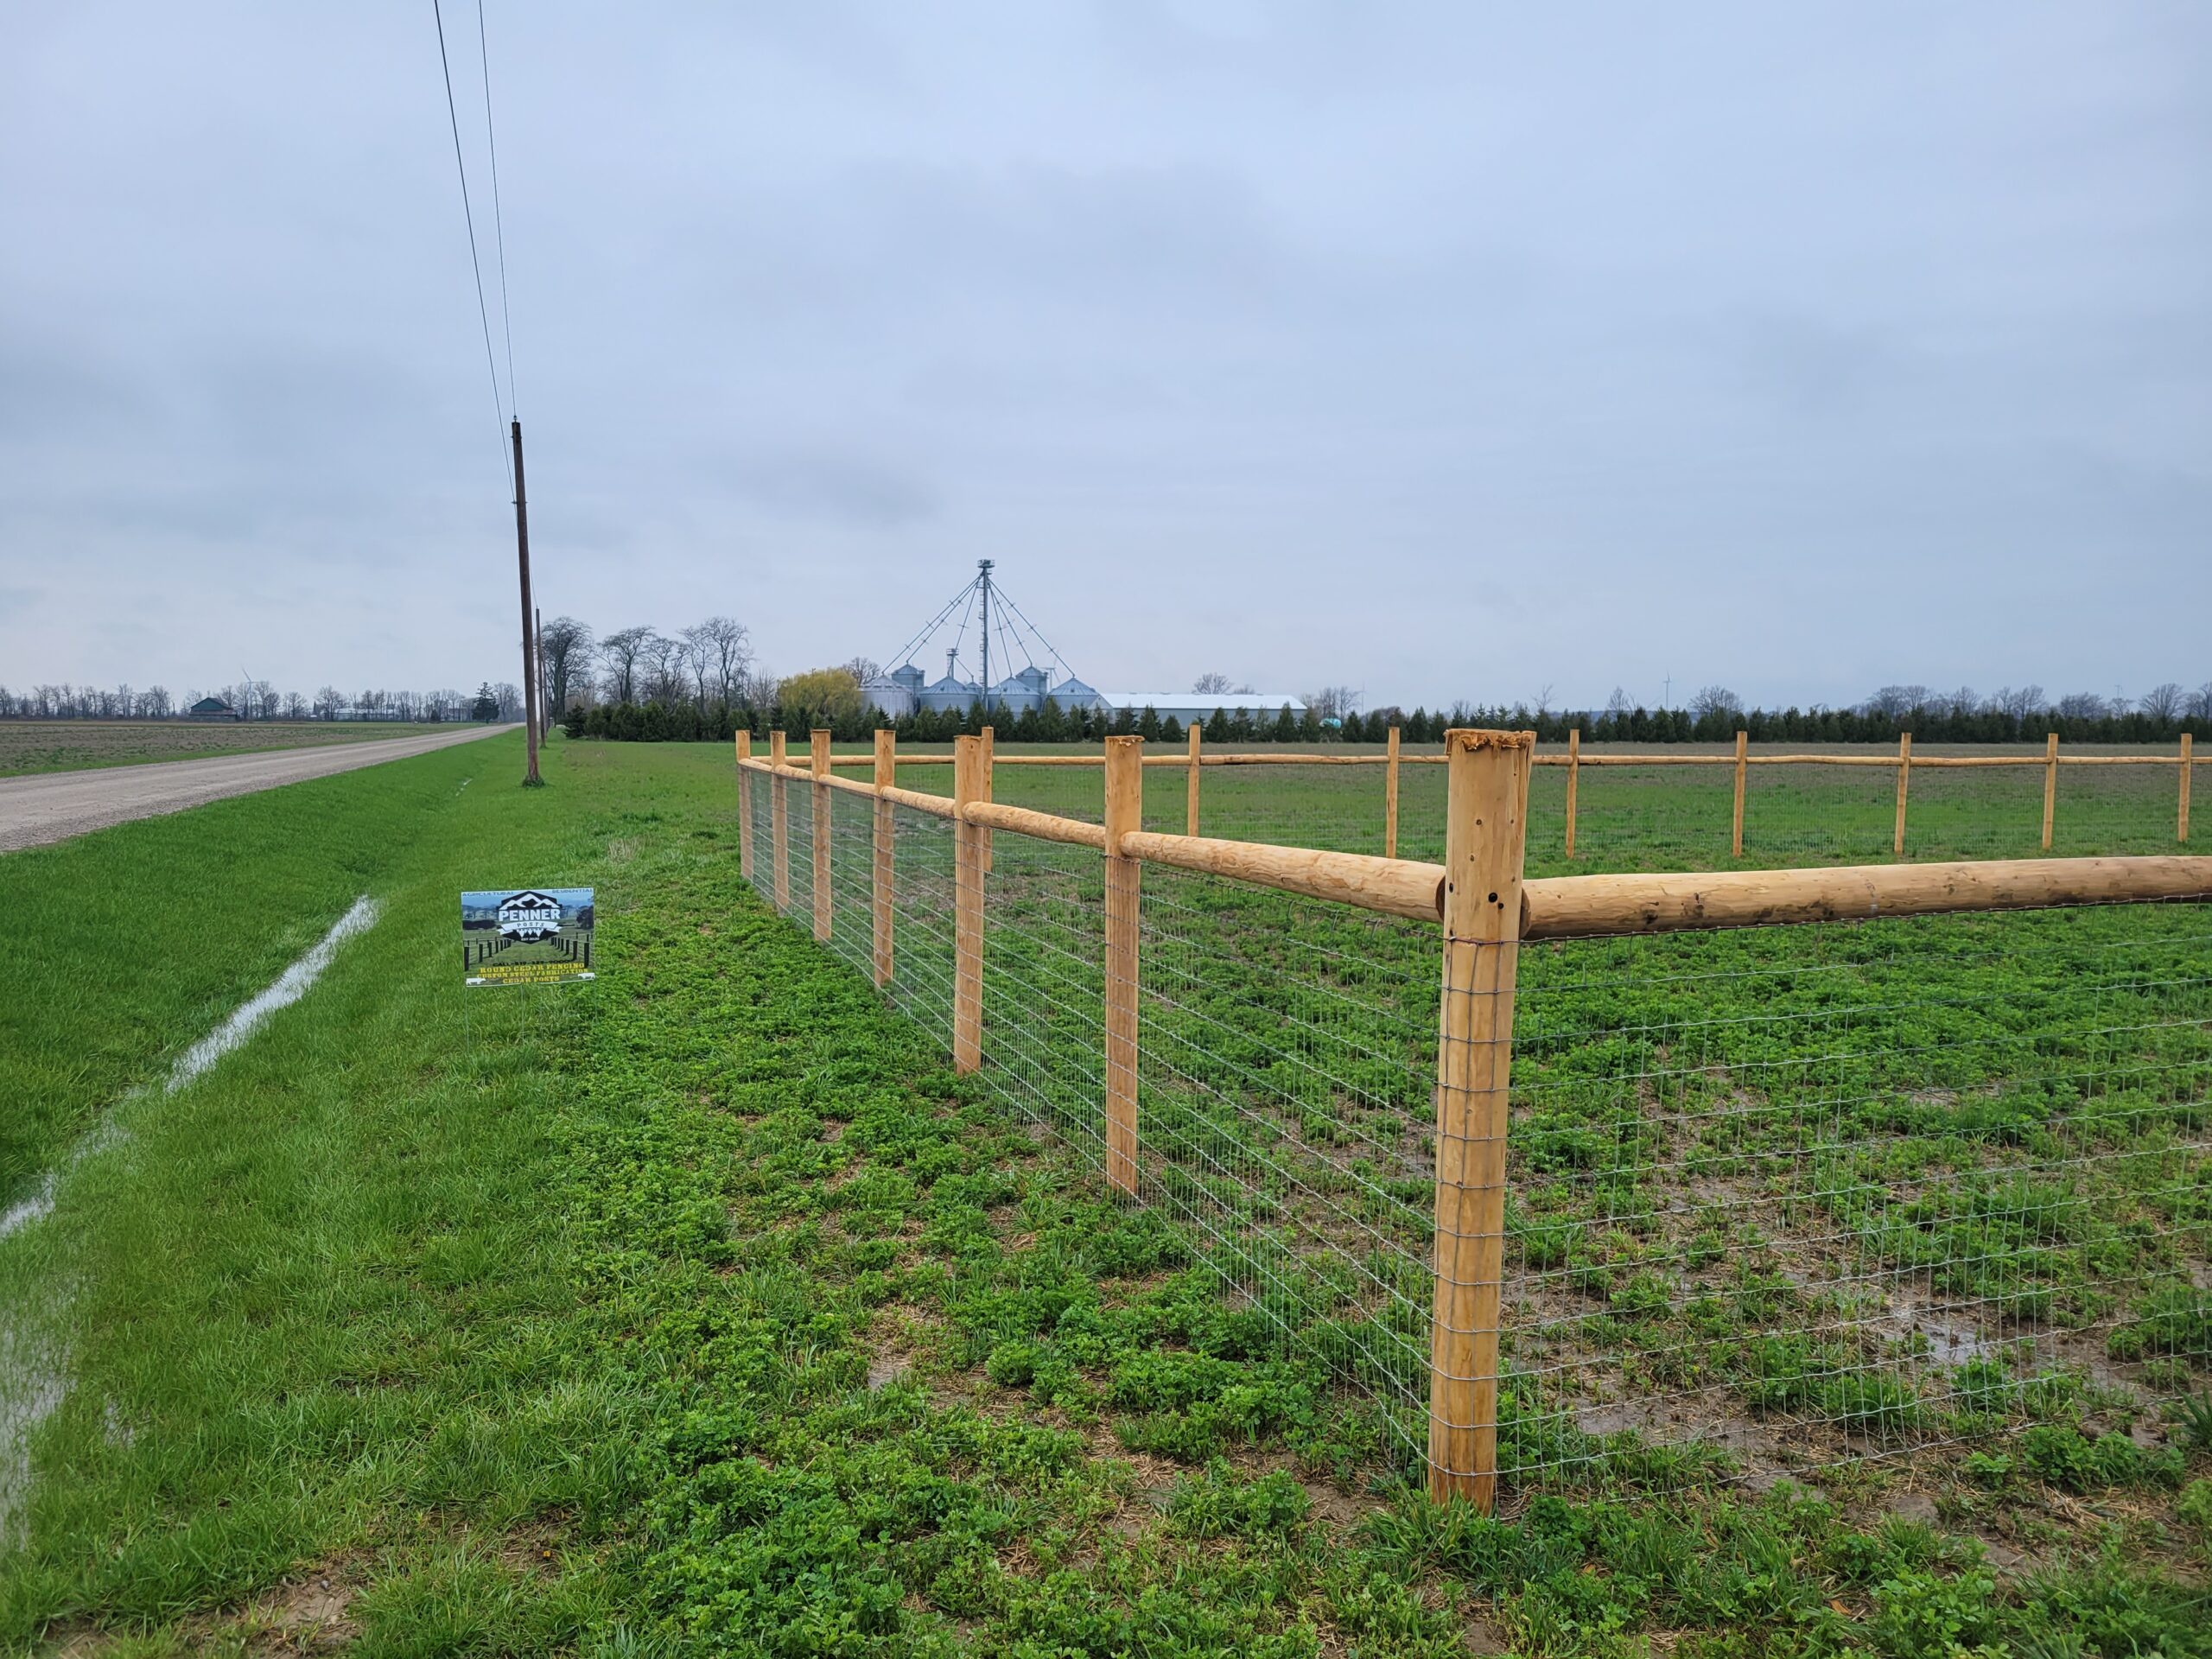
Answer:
top-left (568, 696), bottom-right (2209, 747)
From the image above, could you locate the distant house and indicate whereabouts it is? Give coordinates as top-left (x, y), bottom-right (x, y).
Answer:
top-left (187, 696), bottom-right (236, 720)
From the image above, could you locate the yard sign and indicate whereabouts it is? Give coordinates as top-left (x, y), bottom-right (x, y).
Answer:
top-left (461, 887), bottom-right (596, 986)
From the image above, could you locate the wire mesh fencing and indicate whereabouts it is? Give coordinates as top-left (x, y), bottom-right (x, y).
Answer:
top-left (735, 736), bottom-right (2212, 1507)
top-left (826, 739), bottom-right (2199, 874)
top-left (1499, 901), bottom-right (2212, 1494)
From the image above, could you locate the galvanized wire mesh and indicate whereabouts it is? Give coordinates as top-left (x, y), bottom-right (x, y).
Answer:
top-left (739, 760), bottom-right (2212, 1500)
top-left (1499, 901), bottom-right (2212, 1493)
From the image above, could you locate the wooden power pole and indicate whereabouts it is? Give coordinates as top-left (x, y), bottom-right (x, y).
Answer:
top-left (512, 419), bottom-right (542, 784)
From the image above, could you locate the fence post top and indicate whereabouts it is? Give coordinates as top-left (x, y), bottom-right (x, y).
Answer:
top-left (1107, 734), bottom-right (1144, 754)
top-left (1445, 728), bottom-right (1535, 754)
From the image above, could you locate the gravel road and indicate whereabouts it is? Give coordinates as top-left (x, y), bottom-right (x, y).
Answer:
top-left (0, 724), bottom-right (518, 853)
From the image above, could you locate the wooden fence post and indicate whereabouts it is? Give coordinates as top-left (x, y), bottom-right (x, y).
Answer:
top-left (1564, 727), bottom-right (1580, 859)
top-left (2180, 734), bottom-right (2192, 844)
top-left (2043, 733), bottom-right (2058, 850)
top-left (1186, 725), bottom-right (1202, 836)
top-left (1103, 734), bottom-right (1143, 1196)
top-left (1731, 729), bottom-right (1748, 858)
top-left (873, 728), bottom-right (895, 985)
top-left (978, 724), bottom-right (995, 875)
top-left (1385, 724), bottom-right (1402, 859)
top-left (952, 734), bottom-right (985, 1075)
top-left (1893, 732), bottom-right (1912, 858)
top-left (811, 729), bottom-right (832, 941)
top-left (770, 730), bottom-right (790, 909)
top-left (735, 730), bottom-right (753, 880)
top-left (1429, 728), bottom-right (1532, 1509)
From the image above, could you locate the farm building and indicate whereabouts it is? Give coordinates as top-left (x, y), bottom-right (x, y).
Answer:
top-left (186, 696), bottom-right (236, 719)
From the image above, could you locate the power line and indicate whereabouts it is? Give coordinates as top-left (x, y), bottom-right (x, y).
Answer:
top-left (431, 0), bottom-right (512, 492)
top-left (474, 0), bottom-right (518, 418)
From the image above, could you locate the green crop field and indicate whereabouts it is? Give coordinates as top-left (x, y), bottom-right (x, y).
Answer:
top-left (4, 734), bottom-right (2209, 1656)
top-left (0, 720), bottom-right (461, 778)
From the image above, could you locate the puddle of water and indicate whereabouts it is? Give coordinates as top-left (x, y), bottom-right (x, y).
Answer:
top-left (0, 893), bottom-right (378, 1549)
top-left (1917, 1312), bottom-right (2001, 1367)
top-left (167, 896), bottom-right (378, 1092)
top-left (0, 1325), bottom-right (66, 1548)
top-left (0, 1176), bottom-right (56, 1245)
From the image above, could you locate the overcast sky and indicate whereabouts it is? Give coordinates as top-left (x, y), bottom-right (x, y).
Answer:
top-left (3, 3), bottom-right (2206, 711)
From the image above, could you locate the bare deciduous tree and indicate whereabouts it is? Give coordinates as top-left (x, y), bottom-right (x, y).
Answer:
top-left (1691, 684), bottom-right (1744, 719)
top-left (1191, 671), bottom-right (1234, 696)
top-left (539, 617), bottom-right (594, 714)
top-left (1864, 685), bottom-right (1930, 721)
top-left (1300, 685), bottom-right (1363, 723)
top-left (700, 616), bottom-right (754, 706)
top-left (598, 626), bottom-right (655, 705)
top-left (641, 632), bottom-right (684, 703)
top-left (2138, 683), bottom-right (2184, 723)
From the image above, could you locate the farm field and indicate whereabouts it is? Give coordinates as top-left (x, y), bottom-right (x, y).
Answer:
top-left (0, 720), bottom-right (460, 778)
top-left (4, 736), bottom-right (2209, 1655)
top-left (869, 740), bottom-right (2202, 872)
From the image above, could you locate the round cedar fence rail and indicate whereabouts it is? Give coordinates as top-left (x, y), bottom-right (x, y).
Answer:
top-left (781, 727), bottom-right (2205, 855)
top-left (736, 728), bottom-right (2212, 1507)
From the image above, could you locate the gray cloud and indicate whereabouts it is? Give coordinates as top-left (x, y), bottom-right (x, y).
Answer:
top-left (2, 2), bottom-right (2206, 708)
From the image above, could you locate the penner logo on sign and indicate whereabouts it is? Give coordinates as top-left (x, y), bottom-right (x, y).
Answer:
top-left (498, 891), bottom-right (563, 940)
top-left (462, 887), bottom-right (596, 987)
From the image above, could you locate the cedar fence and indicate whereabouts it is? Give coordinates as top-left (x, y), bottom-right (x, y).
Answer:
top-left (772, 726), bottom-right (2201, 862)
top-left (736, 727), bottom-right (2212, 1508)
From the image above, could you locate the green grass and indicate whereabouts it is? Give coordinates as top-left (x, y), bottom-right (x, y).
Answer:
top-left (4, 736), bottom-right (2209, 1653)
top-left (0, 721), bottom-right (461, 779)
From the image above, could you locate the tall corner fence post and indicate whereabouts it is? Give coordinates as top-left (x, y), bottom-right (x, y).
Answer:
top-left (2043, 732), bottom-right (2059, 850)
top-left (1385, 723), bottom-right (1402, 858)
top-left (1731, 728), bottom-right (1748, 858)
top-left (952, 734), bottom-right (985, 1075)
top-left (811, 729), bottom-right (833, 941)
top-left (873, 728), bottom-right (895, 986)
top-left (1103, 734), bottom-right (1144, 1196)
top-left (1564, 726), bottom-right (1580, 859)
top-left (1429, 727), bottom-right (1532, 1510)
top-left (978, 724), bottom-right (995, 875)
top-left (2179, 733), bottom-right (2192, 844)
top-left (735, 729), bottom-right (753, 880)
top-left (1894, 731), bottom-right (1912, 858)
top-left (1186, 723), bottom-right (1202, 836)
top-left (770, 729), bottom-right (791, 909)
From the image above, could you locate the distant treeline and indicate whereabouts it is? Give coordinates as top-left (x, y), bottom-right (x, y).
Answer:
top-left (567, 695), bottom-right (2210, 748)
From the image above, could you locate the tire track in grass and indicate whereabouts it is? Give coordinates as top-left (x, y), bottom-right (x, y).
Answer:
top-left (0, 895), bottom-right (378, 1547)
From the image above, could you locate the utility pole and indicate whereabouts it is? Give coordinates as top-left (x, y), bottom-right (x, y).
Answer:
top-left (512, 419), bottom-right (542, 784)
